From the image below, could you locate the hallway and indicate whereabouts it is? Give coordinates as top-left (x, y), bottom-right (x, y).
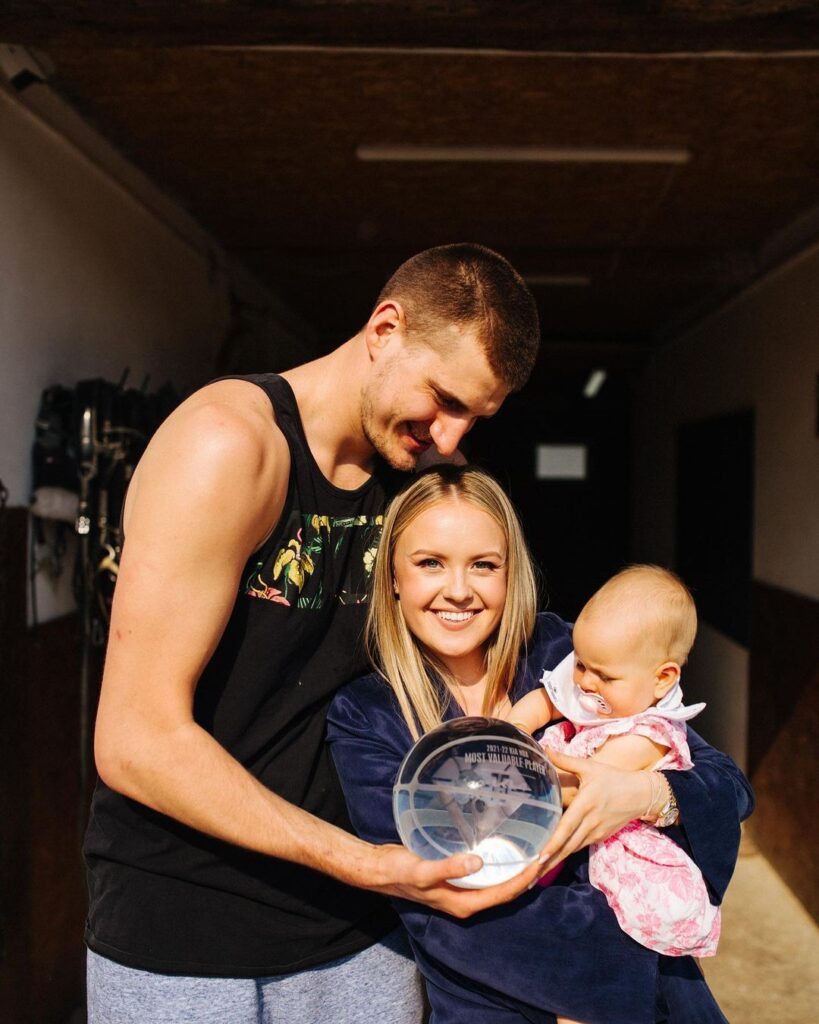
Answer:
top-left (1, 5), bottom-right (817, 1021)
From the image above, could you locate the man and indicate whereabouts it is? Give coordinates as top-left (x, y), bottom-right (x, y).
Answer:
top-left (85, 244), bottom-right (548, 1021)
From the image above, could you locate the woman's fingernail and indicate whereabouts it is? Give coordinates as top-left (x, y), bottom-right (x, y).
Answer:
top-left (464, 856), bottom-right (482, 873)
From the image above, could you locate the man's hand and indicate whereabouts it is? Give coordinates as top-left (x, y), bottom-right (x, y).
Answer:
top-left (370, 844), bottom-right (542, 918)
top-left (537, 749), bottom-right (652, 871)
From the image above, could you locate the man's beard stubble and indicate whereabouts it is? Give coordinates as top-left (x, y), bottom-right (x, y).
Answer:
top-left (359, 378), bottom-right (417, 472)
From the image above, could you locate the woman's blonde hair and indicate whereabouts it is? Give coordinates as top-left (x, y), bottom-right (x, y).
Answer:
top-left (366, 465), bottom-right (538, 740)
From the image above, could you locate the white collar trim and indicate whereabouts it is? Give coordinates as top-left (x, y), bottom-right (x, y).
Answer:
top-left (539, 651), bottom-right (705, 727)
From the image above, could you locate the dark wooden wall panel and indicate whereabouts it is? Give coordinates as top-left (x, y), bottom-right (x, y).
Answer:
top-left (1, 506), bottom-right (95, 1024)
top-left (747, 581), bottom-right (819, 921)
top-left (25, 617), bottom-right (91, 1023)
top-left (4, 2), bottom-right (819, 51)
top-left (676, 410), bottom-right (754, 647)
top-left (1, 508), bottom-right (31, 1023)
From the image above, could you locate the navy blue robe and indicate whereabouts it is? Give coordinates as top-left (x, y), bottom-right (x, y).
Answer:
top-left (327, 613), bottom-right (754, 1024)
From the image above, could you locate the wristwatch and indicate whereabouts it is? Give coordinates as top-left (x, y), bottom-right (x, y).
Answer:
top-left (655, 774), bottom-right (680, 828)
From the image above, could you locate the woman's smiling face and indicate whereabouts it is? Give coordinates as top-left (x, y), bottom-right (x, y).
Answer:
top-left (392, 497), bottom-right (509, 679)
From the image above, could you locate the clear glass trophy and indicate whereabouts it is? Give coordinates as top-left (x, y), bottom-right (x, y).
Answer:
top-left (393, 717), bottom-right (562, 888)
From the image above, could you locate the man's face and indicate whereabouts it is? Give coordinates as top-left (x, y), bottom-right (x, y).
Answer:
top-left (361, 325), bottom-right (508, 471)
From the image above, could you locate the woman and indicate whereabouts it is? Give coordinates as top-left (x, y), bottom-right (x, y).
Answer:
top-left (327, 466), bottom-right (752, 1023)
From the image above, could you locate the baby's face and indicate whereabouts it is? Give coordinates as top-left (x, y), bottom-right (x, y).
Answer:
top-left (572, 611), bottom-right (666, 718)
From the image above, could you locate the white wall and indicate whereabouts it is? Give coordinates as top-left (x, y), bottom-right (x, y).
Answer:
top-left (681, 624), bottom-right (750, 769)
top-left (631, 242), bottom-right (819, 766)
top-left (0, 87), bottom-right (230, 620)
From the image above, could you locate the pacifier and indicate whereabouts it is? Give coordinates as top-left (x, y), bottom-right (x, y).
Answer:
top-left (577, 691), bottom-right (612, 716)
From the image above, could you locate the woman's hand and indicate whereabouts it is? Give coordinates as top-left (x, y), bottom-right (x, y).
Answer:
top-left (537, 749), bottom-right (653, 871)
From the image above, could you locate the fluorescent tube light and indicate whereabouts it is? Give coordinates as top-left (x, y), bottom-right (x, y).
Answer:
top-left (583, 369), bottom-right (607, 398)
top-left (356, 144), bottom-right (692, 165)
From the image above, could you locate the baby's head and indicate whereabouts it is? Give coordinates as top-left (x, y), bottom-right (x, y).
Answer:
top-left (572, 565), bottom-right (697, 718)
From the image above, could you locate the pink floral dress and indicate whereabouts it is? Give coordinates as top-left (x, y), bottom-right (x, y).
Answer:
top-left (540, 713), bottom-right (721, 957)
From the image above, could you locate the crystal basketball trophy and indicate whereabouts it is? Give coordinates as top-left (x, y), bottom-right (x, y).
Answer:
top-left (393, 717), bottom-right (562, 888)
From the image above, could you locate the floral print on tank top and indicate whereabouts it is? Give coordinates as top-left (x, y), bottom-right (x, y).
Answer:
top-left (244, 512), bottom-right (383, 609)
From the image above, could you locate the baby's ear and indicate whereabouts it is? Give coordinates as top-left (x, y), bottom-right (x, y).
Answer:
top-left (654, 662), bottom-right (681, 699)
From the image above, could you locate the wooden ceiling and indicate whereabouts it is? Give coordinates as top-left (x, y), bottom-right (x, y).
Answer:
top-left (3, 2), bottom-right (819, 362)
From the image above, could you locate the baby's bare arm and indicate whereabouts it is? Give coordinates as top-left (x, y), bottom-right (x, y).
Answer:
top-left (504, 688), bottom-right (554, 733)
top-left (590, 733), bottom-right (669, 771)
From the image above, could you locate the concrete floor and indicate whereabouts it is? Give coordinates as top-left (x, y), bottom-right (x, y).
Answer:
top-left (703, 834), bottom-right (819, 1023)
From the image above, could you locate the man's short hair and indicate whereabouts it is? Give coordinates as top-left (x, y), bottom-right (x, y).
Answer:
top-left (376, 243), bottom-right (539, 392)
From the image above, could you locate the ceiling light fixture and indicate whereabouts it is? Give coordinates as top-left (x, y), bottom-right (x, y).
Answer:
top-left (356, 144), bottom-right (691, 164)
top-left (583, 369), bottom-right (608, 398)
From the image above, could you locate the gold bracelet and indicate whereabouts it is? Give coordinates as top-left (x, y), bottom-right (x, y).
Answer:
top-left (654, 773), bottom-right (680, 828)
top-left (640, 771), bottom-right (659, 820)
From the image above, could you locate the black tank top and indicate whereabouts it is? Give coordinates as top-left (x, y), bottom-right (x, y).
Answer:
top-left (84, 374), bottom-right (399, 976)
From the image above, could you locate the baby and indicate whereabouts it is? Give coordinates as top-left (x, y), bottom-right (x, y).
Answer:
top-left (506, 564), bottom-right (721, 961)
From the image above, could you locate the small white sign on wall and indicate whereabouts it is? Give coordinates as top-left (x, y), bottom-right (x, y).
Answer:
top-left (535, 444), bottom-right (587, 480)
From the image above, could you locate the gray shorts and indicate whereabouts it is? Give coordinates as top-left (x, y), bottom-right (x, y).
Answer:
top-left (86, 928), bottom-right (424, 1024)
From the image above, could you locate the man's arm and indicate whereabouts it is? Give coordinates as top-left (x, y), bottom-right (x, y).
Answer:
top-left (94, 381), bottom-right (539, 915)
